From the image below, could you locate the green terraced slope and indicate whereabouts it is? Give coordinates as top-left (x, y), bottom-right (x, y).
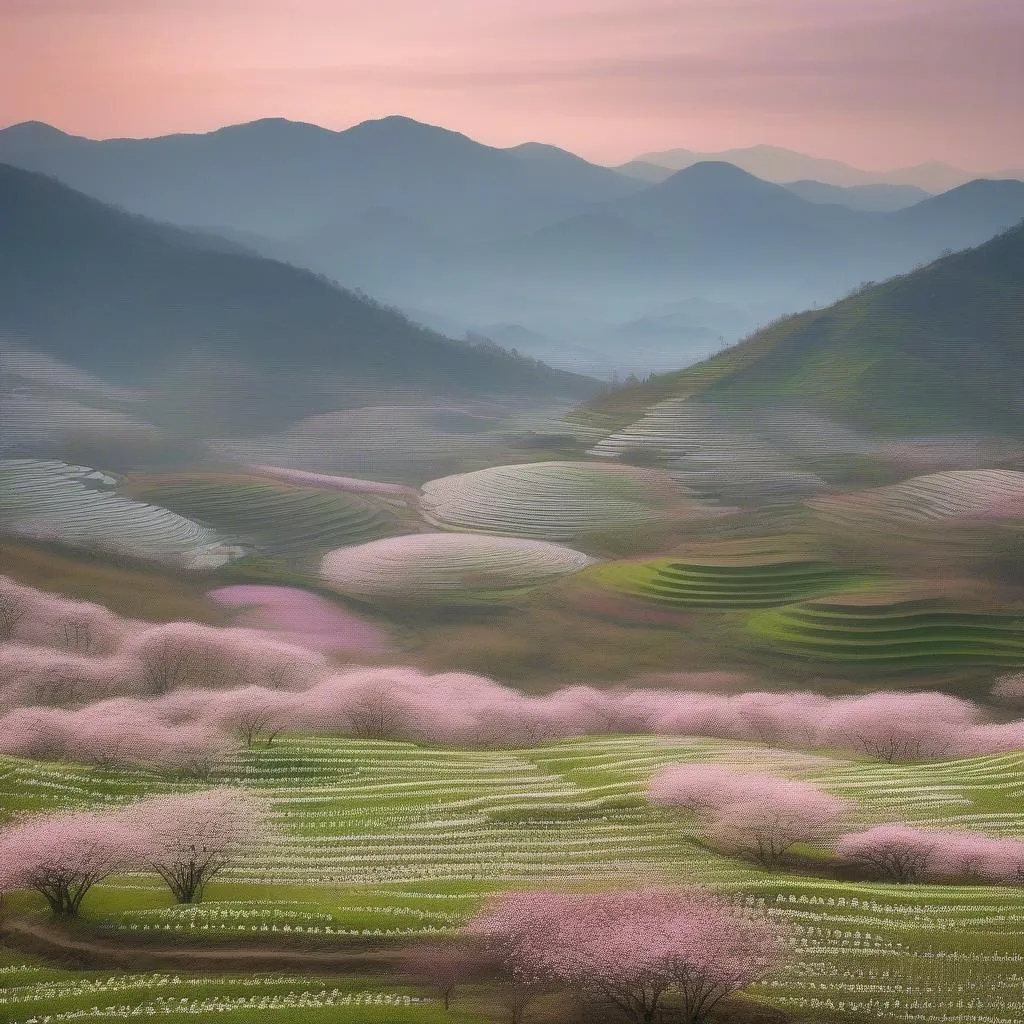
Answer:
top-left (749, 594), bottom-right (1024, 666)
top-left (582, 220), bottom-right (1024, 434)
top-left (589, 556), bottom-right (863, 609)
top-left (126, 475), bottom-right (402, 557)
top-left (3, 737), bottom-right (1024, 1022)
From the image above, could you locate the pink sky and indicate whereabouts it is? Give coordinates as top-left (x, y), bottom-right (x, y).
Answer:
top-left (2, 0), bottom-right (1022, 170)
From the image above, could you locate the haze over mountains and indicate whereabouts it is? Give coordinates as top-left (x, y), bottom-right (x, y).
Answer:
top-left (0, 162), bottom-right (594, 444)
top-left (3, 117), bottom-right (1024, 378)
top-left (626, 143), bottom-right (1024, 193)
top-left (588, 220), bottom-right (1024, 436)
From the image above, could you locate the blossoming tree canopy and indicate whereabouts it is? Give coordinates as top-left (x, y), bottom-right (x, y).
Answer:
top-left (648, 765), bottom-right (852, 867)
top-left (464, 887), bottom-right (789, 1024)
top-left (0, 808), bottom-right (139, 917)
top-left (836, 824), bottom-right (1024, 884)
top-left (123, 789), bottom-right (270, 903)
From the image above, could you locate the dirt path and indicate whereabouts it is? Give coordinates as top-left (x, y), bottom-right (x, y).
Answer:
top-left (0, 917), bottom-right (410, 975)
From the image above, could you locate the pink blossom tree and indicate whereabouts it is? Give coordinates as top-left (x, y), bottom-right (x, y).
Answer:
top-left (649, 766), bottom-right (851, 869)
top-left (465, 888), bottom-right (788, 1024)
top-left (124, 789), bottom-right (268, 904)
top-left (0, 808), bottom-right (139, 917)
top-left (0, 701), bottom-right (231, 777)
top-left (400, 941), bottom-right (486, 1011)
top-left (836, 825), bottom-right (939, 883)
top-left (202, 686), bottom-right (298, 748)
top-left (0, 578), bottom-right (28, 641)
top-left (821, 693), bottom-right (979, 762)
top-left (992, 673), bottom-right (1024, 714)
top-left (837, 825), bottom-right (1024, 884)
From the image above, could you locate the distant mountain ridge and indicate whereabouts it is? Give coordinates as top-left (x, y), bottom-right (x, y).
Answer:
top-left (4, 117), bottom-right (1024, 378)
top-left (0, 116), bottom-right (642, 245)
top-left (631, 143), bottom-right (1023, 192)
top-left (0, 163), bottom-right (594, 401)
top-left (584, 220), bottom-right (1024, 434)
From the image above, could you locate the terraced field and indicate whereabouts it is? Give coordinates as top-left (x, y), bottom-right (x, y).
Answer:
top-left (0, 963), bottom-right (470, 1024)
top-left (420, 460), bottom-right (728, 541)
top-left (0, 460), bottom-right (240, 568)
top-left (320, 533), bottom-right (596, 604)
top-left (125, 474), bottom-right (402, 557)
top-left (809, 470), bottom-right (1024, 528)
top-left (748, 592), bottom-right (1024, 667)
top-left (3, 734), bottom-right (1024, 1023)
top-left (588, 555), bottom-right (863, 609)
top-left (587, 398), bottom-right (833, 503)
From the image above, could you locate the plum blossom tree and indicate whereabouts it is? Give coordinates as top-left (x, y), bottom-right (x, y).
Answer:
top-left (649, 765), bottom-right (851, 869)
top-left (0, 808), bottom-right (138, 917)
top-left (202, 686), bottom-right (297, 748)
top-left (465, 888), bottom-right (788, 1024)
top-left (0, 701), bottom-right (231, 777)
top-left (125, 789), bottom-right (268, 904)
top-left (992, 673), bottom-right (1024, 714)
top-left (0, 580), bottom-right (27, 641)
top-left (836, 825), bottom-right (938, 883)
top-left (837, 825), bottom-right (1024, 885)
top-left (400, 941), bottom-right (485, 1011)
top-left (823, 693), bottom-right (979, 762)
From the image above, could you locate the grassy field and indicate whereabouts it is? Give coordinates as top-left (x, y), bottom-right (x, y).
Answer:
top-left (3, 735), bottom-right (1024, 1022)
top-left (748, 592), bottom-right (1024, 667)
top-left (587, 555), bottom-right (866, 610)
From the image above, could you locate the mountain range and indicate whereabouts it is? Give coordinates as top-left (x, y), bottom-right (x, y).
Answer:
top-left (0, 163), bottom-right (593, 412)
top-left (3, 117), bottom-right (1024, 377)
top-left (627, 143), bottom-right (1024, 192)
top-left (585, 220), bottom-right (1024, 435)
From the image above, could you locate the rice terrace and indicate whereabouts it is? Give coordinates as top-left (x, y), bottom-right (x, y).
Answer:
top-left (3, 6), bottom-right (1024, 1023)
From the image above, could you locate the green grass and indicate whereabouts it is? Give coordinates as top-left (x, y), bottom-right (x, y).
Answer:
top-left (588, 556), bottom-right (865, 609)
top-left (0, 970), bottom-right (484, 1023)
top-left (125, 474), bottom-right (403, 557)
top-left (748, 594), bottom-right (1024, 666)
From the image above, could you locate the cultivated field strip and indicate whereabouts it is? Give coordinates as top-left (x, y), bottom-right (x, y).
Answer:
top-left (320, 533), bottom-right (595, 603)
top-left (809, 469), bottom-right (1024, 528)
top-left (420, 460), bottom-right (725, 541)
top-left (0, 970), bottom-right (438, 1024)
top-left (740, 880), bottom-right (1024, 1024)
top-left (588, 556), bottom-right (861, 609)
top-left (126, 475), bottom-right (401, 556)
top-left (587, 398), bottom-right (831, 503)
top-left (0, 459), bottom-right (241, 567)
top-left (748, 596), bottom-right (1024, 666)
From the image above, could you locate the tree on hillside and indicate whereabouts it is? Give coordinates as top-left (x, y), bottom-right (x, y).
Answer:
top-left (992, 673), bottom-right (1024, 715)
top-left (0, 582), bottom-right (27, 642)
top-left (465, 887), bottom-right (788, 1024)
top-left (825, 693), bottom-right (977, 762)
top-left (400, 941), bottom-right (485, 1011)
top-left (126, 789), bottom-right (268, 904)
top-left (837, 825), bottom-right (1024, 885)
top-left (836, 825), bottom-right (938, 883)
top-left (0, 809), bottom-right (137, 918)
top-left (649, 765), bottom-right (850, 869)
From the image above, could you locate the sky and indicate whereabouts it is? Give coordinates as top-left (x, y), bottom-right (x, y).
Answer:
top-left (2, 0), bottom-right (1022, 170)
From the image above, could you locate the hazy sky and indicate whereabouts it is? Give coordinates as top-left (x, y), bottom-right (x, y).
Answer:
top-left (2, 0), bottom-right (1022, 169)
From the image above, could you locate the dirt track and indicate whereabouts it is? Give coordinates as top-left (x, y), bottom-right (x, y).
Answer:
top-left (0, 917), bottom-right (409, 975)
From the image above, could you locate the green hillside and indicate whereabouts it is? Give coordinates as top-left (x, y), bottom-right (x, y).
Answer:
top-left (583, 221), bottom-right (1024, 434)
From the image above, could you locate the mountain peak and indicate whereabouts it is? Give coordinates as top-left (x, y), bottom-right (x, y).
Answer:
top-left (659, 160), bottom-right (781, 193)
top-left (0, 120), bottom-right (70, 140)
